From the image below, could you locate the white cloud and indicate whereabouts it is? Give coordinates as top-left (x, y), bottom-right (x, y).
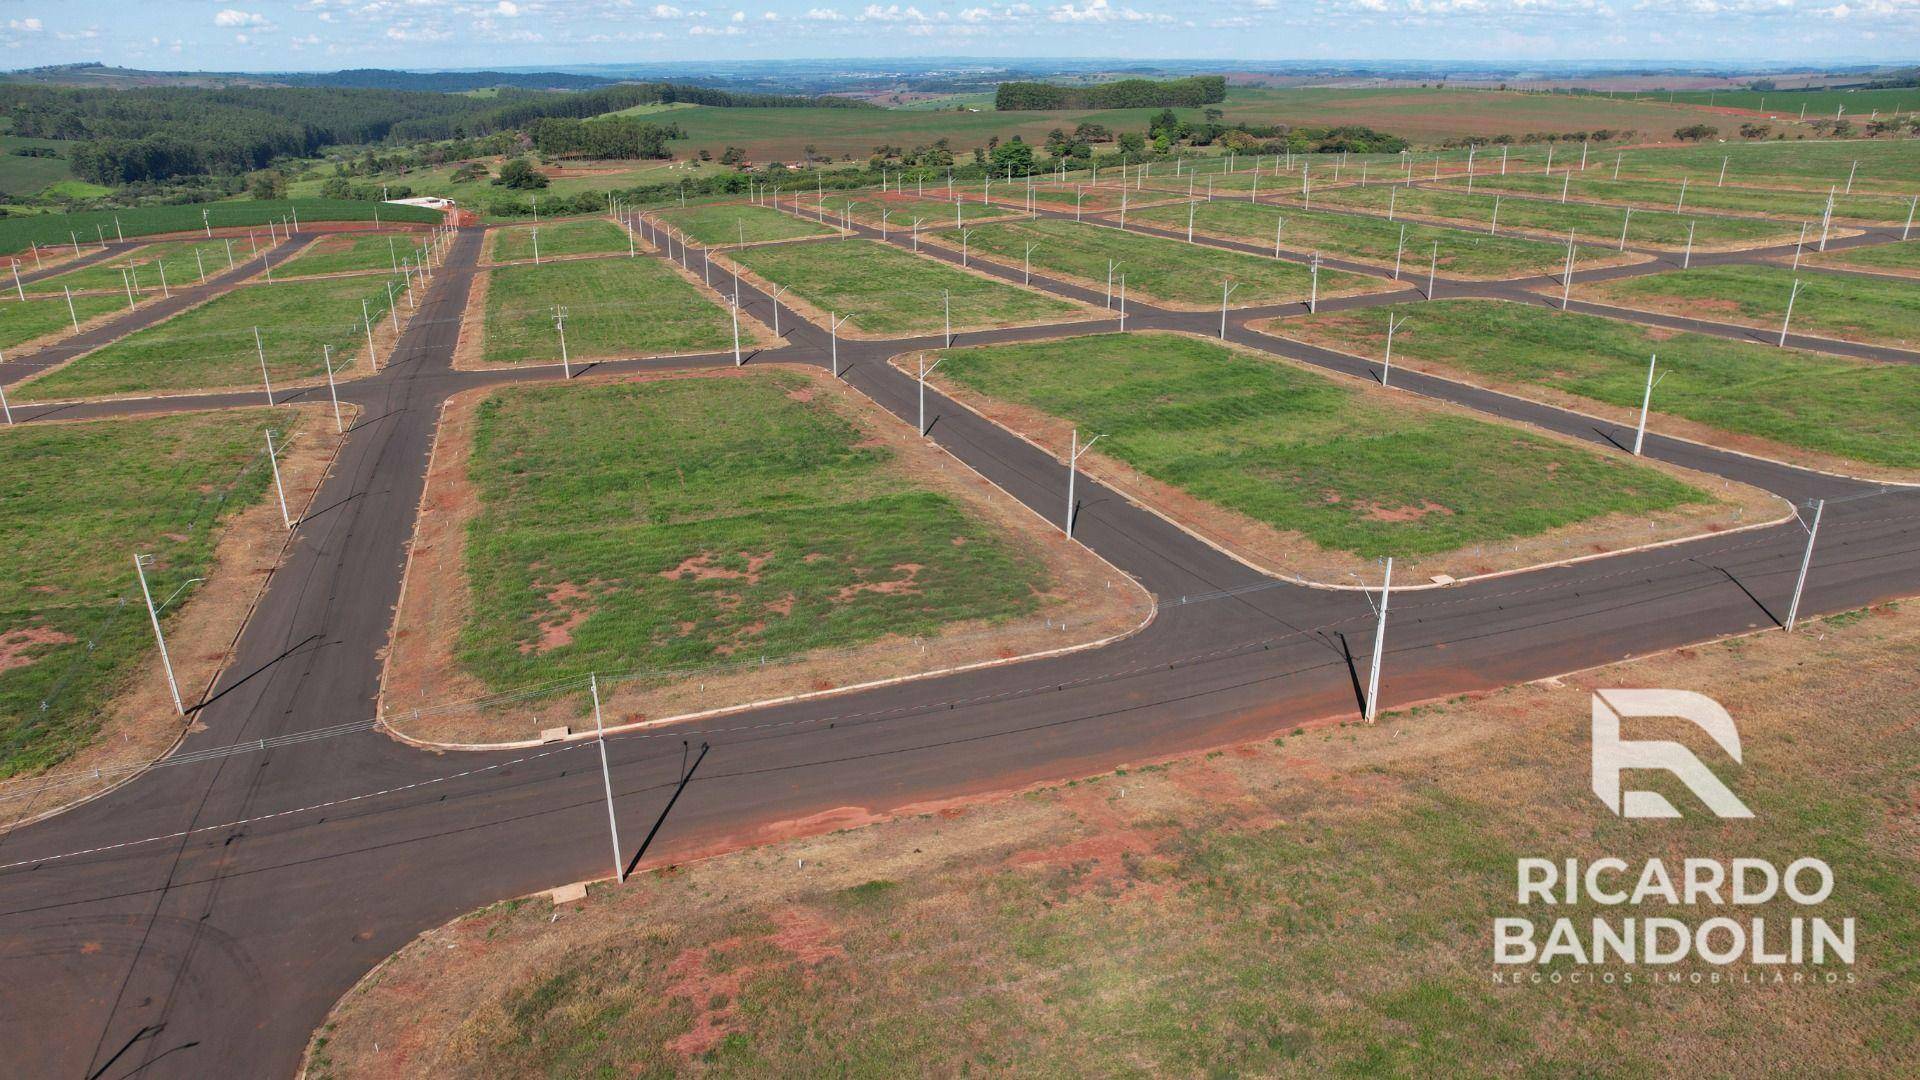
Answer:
top-left (496, 0), bottom-right (521, 14)
top-left (7, 18), bottom-right (44, 32)
top-left (214, 9), bottom-right (270, 28)
top-left (805, 5), bottom-right (845, 16)
top-left (1048, 0), bottom-right (1169, 22)
top-left (650, 4), bottom-right (683, 15)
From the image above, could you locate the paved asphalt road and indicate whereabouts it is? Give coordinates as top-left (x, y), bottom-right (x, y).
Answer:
top-left (0, 193), bottom-right (1914, 1078)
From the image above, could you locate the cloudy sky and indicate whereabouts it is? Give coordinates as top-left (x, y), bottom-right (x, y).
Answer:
top-left (1, 1), bottom-right (1914, 69)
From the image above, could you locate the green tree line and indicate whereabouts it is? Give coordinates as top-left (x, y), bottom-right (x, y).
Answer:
top-left (993, 76), bottom-right (1227, 111)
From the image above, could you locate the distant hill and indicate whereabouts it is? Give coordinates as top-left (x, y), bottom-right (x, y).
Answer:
top-left (0, 63), bottom-right (618, 93)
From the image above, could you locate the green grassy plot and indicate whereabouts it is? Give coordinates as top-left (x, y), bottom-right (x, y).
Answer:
top-left (26, 239), bottom-right (243, 296)
top-left (939, 218), bottom-right (1376, 307)
top-left (455, 373), bottom-right (1051, 688)
top-left (815, 193), bottom-right (1024, 229)
top-left (0, 408), bottom-right (295, 776)
top-left (1611, 140), bottom-right (1920, 193)
top-left (488, 218), bottom-right (631, 263)
top-left (1581, 264), bottom-right (1919, 348)
top-left (481, 257), bottom-right (735, 364)
top-left (727, 239), bottom-right (1081, 337)
top-left (278, 232), bottom-right (426, 278)
top-left (653, 203), bottom-right (837, 245)
top-left (0, 199), bottom-right (442, 257)
top-left (1814, 238), bottom-right (1920, 275)
top-left (1434, 172), bottom-right (1914, 224)
top-left (1130, 200), bottom-right (1608, 279)
top-left (1271, 299), bottom-right (1920, 471)
top-left (1, 292), bottom-right (127, 350)
top-left (937, 332), bottom-right (1708, 559)
top-left (1311, 184), bottom-right (1795, 249)
top-left (16, 274), bottom-right (403, 401)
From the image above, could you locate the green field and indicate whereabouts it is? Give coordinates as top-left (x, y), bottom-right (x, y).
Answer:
top-left (481, 257), bottom-right (736, 364)
top-left (1611, 140), bottom-right (1920, 192)
top-left (1, 292), bottom-right (127, 350)
top-left (1271, 300), bottom-right (1920, 471)
top-left (0, 135), bottom-right (78, 196)
top-left (653, 202), bottom-right (837, 245)
top-left (26, 239), bottom-right (244, 296)
top-left (288, 158), bottom-right (691, 213)
top-left (727, 239), bottom-right (1081, 337)
top-left (816, 193), bottom-right (1024, 229)
top-left (0, 408), bottom-right (294, 776)
top-left (1657, 86), bottom-right (1920, 117)
top-left (1435, 172), bottom-right (1915, 224)
top-left (17, 275), bottom-right (403, 400)
top-left (488, 218), bottom-right (630, 263)
top-left (1816, 237), bottom-right (1920, 275)
top-left (937, 333), bottom-right (1708, 558)
top-left (938, 218), bottom-right (1376, 308)
top-left (1581, 264), bottom-right (1920, 348)
top-left (1130, 200), bottom-right (1609, 279)
top-left (1310, 184), bottom-right (1796, 249)
top-left (455, 373), bottom-right (1050, 687)
top-left (0, 199), bottom-right (442, 257)
top-left (278, 232), bottom-right (424, 278)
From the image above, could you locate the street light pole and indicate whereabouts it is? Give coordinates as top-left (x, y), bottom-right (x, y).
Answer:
top-left (1064, 428), bottom-right (1106, 538)
top-left (266, 429), bottom-right (292, 530)
top-left (1220, 280), bottom-right (1238, 338)
top-left (1382, 313), bottom-right (1407, 387)
top-left (1784, 500), bottom-right (1825, 633)
top-left (1632, 354), bottom-right (1666, 456)
top-left (1363, 557), bottom-right (1393, 723)
top-left (589, 673), bottom-right (625, 883)
top-left (135, 553), bottom-right (186, 716)
top-left (1778, 278), bottom-right (1802, 347)
top-left (917, 352), bottom-right (944, 436)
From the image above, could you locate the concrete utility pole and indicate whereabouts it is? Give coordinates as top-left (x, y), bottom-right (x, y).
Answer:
top-left (1427, 241), bottom-right (1439, 300)
top-left (1118, 276), bottom-right (1127, 330)
top-left (1559, 230), bottom-right (1577, 310)
top-left (1382, 313), bottom-right (1407, 387)
top-left (1792, 222), bottom-right (1809, 270)
top-left (916, 352), bottom-right (943, 436)
top-left (135, 552), bottom-right (186, 715)
top-left (1308, 254), bottom-right (1321, 313)
top-left (1778, 279), bottom-right (1803, 347)
top-left (1784, 500), bottom-right (1824, 633)
top-left (589, 674), bottom-right (625, 883)
top-left (63, 286), bottom-right (78, 331)
top-left (254, 326), bottom-right (275, 406)
top-left (1064, 428), bottom-right (1106, 538)
top-left (767, 284), bottom-right (786, 338)
top-left (1363, 557), bottom-right (1393, 723)
top-left (1618, 208), bottom-right (1634, 251)
top-left (1632, 354), bottom-right (1666, 456)
top-left (1490, 195), bottom-right (1500, 235)
top-left (828, 311), bottom-right (852, 377)
top-left (1818, 187), bottom-right (1835, 251)
top-left (1023, 241), bottom-right (1037, 284)
top-left (730, 294), bottom-right (743, 367)
top-left (266, 429), bottom-right (292, 530)
top-left (553, 306), bottom-right (571, 378)
top-left (1273, 215), bottom-right (1285, 259)
top-left (1393, 225), bottom-right (1406, 280)
top-left (0, 368), bottom-right (10, 425)
top-left (942, 290), bottom-right (952, 348)
top-left (1683, 221), bottom-right (1696, 269)
top-left (323, 345), bottom-right (342, 433)
top-left (1219, 280), bottom-right (1238, 338)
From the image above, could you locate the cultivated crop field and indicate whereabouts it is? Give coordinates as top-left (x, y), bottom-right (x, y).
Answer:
top-left (0, 408), bottom-right (296, 776)
top-left (725, 239), bottom-right (1084, 337)
top-left (477, 257), bottom-right (739, 364)
top-left (933, 332), bottom-right (1719, 564)
top-left (937, 218), bottom-right (1379, 308)
top-left (1308, 183), bottom-right (1800, 249)
top-left (1433, 172), bottom-right (1916, 224)
top-left (1270, 300), bottom-right (1920, 473)
top-left (653, 202), bottom-right (837, 245)
top-left (16, 274), bottom-right (403, 400)
top-left (0, 199), bottom-right (442, 257)
top-left (1128, 200), bottom-right (1620, 279)
top-left (487, 218), bottom-right (631, 263)
top-left (25, 239), bottom-right (248, 296)
top-left (451, 373), bottom-right (1053, 689)
top-left (279, 231), bottom-right (425, 278)
top-left (1578, 264), bottom-right (1919, 348)
top-left (1, 292), bottom-right (127, 350)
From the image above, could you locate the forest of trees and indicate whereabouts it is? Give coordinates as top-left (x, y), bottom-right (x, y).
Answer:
top-left (993, 76), bottom-right (1228, 111)
top-left (527, 118), bottom-right (682, 160)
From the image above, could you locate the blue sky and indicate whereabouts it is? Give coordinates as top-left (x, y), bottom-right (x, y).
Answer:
top-left (1, 1), bottom-right (1914, 69)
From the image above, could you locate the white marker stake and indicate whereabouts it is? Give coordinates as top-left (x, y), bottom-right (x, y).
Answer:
top-left (1784, 500), bottom-right (1824, 633)
top-left (1363, 558), bottom-right (1393, 723)
top-left (1632, 353), bottom-right (1664, 456)
top-left (1064, 428), bottom-right (1106, 538)
top-left (266, 430), bottom-right (292, 529)
top-left (134, 553), bottom-right (186, 716)
top-left (254, 326), bottom-right (275, 405)
top-left (323, 345), bottom-right (342, 433)
top-left (589, 674), bottom-right (625, 883)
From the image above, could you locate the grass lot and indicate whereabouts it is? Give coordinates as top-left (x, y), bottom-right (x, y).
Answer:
top-left (295, 158), bottom-right (693, 212)
top-left (17, 275), bottom-right (402, 400)
top-left (1434, 172), bottom-right (1914, 223)
top-left (938, 218), bottom-right (1376, 308)
top-left (309, 595), bottom-right (1920, 1078)
top-left (1131, 200), bottom-right (1607, 279)
top-left (488, 218), bottom-right (630, 263)
top-left (453, 373), bottom-right (1050, 687)
top-left (654, 202), bottom-right (836, 245)
top-left (0, 199), bottom-right (441, 257)
top-left (1271, 300), bottom-right (1920, 471)
top-left (278, 232), bottom-right (423, 278)
top-left (1310, 184), bottom-right (1796, 249)
top-left (815, 193), bottom-right (1024, 229)
top-left (727, 239), bottom-right (1081, 336)
top-left (1, 292), bottom-right (126, 350)
top-left (1580, 264), bottom-right (1919, 348)
top-left (26, 239), bottom-right (244, 296)
top-left (1612, 140), bottom-right (1920, 192)
top-left (1814, 237), bottom-right (1920, 275)
top-left (481, 257), bottom-right (735, 364)
top-left (0, 409), bottom-right (291, 776)
top-left (0, 134), bottom-right (77, 196)
top-left (938, 333), bottom-right (1707, 558)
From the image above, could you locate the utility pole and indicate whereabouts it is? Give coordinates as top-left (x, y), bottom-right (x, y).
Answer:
top-left (1682, 221), bottom-right (1695, 269)
top-left (730, 293), bottom-right (742, 367)
top-left (1393, 225), bottom-right (1405, 280)
top-left (1023, 241), bottom-right (1036, 284)
top-left (254, 326), bottom-right (275, 406)
top-left (1632, 354), bottom-right (1665, 456)
top-left (829, 311), bottom-right (852, 377)
top-left (917, 352), bottom-right (943, 436)
top-left (323, 345), bottom-right (342, 433)
top-left (1784, 500), bottom-right (1824, 633)
top-left (1792, 222), bottom-right (1809, 270)
top-left (1064, 428), bottom-right (1106, 538)
top-left (943, 290), bottom-right (952, 348)
top-left (589, 673), bottom-right (625, 883)
top-left (1220, 280), bottom-right (1238, 338)
top-left (135, 552), bottom-right (186, 716)
top-left (1427, 241), bottom-right (1439, 301)
top-left (1363, 557), bottom-right (1393, 723)
top-left (1382, 313), bottom-right (1407, 387)
top-left (1308, 254), bottom-right (1320, 313)
top-left (1559, 230), bottom-right (1577, 310)
top-left (554, 306), bottom-right (571, 378)
top-left (1778, 278), bottom-right (1802, 347)
top-left (266, 429), bottom-right (292, 529)
top-left (1618, 208), bottom-right (1634, 251)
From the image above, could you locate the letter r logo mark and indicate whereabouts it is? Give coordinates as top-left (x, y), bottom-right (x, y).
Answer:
top-left (1591, 690), bottom-right (1752, 819)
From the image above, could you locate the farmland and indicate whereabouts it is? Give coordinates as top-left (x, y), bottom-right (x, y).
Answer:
top-left (0, 199), bottom-right (442, 257)
top-left (724, 239), bottom-right (1084, 337)
top-left (935, 218), bottom-right (1380, 308)
top-left (15, 274), bottom-right (404, 400)
top-left (1306, 183), bottom-right (1800, 249)
top-left (477, 257), bottom-right (739, 364)
top-left (933, 332), bottom-right (1717, 564)
top-left (279, 232), bottom-right (425, 278)
top-left (1268, 299), bottom-right (1920, 473)
top-left (652, 202), bottom-right (837, 245)
top-left (1578, 264), bottom-right (1919, 347)
top-left (487, 218), bottom-right (631, 263)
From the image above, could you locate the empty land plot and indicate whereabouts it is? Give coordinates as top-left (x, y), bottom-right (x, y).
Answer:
top-left (26, 239), bottom-right (246, 296)
top-left (1270, 299), bottom-right (1920, 475)
top-left (0, 408), bottom-right (299, 777)
top-left (940, 218), bottom-right (1379, 309)
top-left (1130, 200), bottom-right (1622, 279)
top-left (1434, 173), bottom-right (1914, 224)
top-left (654, 203), bottom-right (836, 245)
top-left (1810, 238), bottom-right (1920, 277)
top-left (965, 182), bottom-right (1176, 213)
top-left (1309, 184), bottom-right (1797, 250)
top-left (725, 239), bottom-right (1084, 337)
top-left (1577, 264), bottom-right (1919, 348)
top-left (478, 256), bottom-right (739, 364)
top-left (384, 371), bottom-right (1140, 738)
top-left (932, 332), bottom-right (1731, 573)
top-left (278, 231), bottom-right (423, 278)
top-left (15, 274), bottom-right (403, 401)
top-left (1613, 140), bottom-right (1920, 193)
top-left (816, 193), bottom-right (1024, 229)
top-left (1, 292), bottom-right (126, 350)
top-left (0, 198), bottom-right (441, 257)
top-left (488, 218), bottom-right (630, 264)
